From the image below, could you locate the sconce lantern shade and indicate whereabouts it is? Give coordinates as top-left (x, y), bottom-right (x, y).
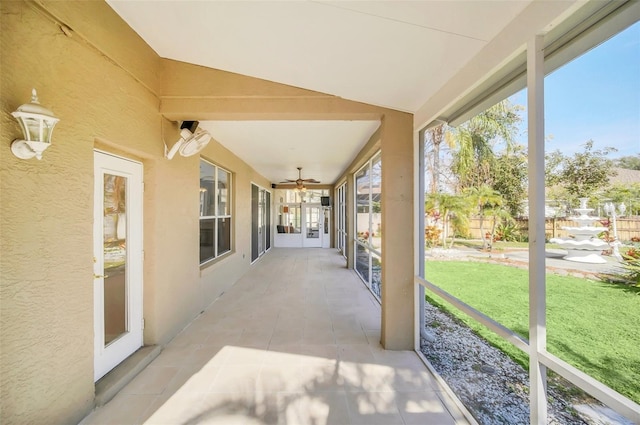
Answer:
top-left (11, 89), bottom-right (59, 160)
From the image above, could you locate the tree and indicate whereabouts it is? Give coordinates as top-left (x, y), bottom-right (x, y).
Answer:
top-left (425, 192), bottom-right (472, 248)
top-left (599, 183), bottom-right (640, 217)
top-left (492, 146), bottom-right (528, 217)
top-left (447, 100), bottom-right (522, 191)
top-left (464, 185), bottom-right (505, 250)
top-left (546, 140), bottom-right (617, 206)
top-left (424, 124), bottom-right (446, 194)
top-left (615, 155), bottom-right (640, 171)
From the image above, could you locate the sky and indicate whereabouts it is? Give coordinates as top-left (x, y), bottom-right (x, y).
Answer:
top-left (508, 21), bottom-right (640, 158)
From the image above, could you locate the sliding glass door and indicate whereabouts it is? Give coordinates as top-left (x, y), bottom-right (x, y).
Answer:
top-left (251, 184), bottom-right (271, 262)
top-left (336, 183), bottom-right (347, 258)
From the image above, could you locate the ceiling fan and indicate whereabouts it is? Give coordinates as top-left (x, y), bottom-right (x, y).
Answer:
top-left (280, 167), bottom-right (320, 190)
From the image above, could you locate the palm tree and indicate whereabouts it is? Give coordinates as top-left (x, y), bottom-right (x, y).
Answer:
top-left (447, 100), bottom-right (521, 191)
top-left (464, 185), bottom-right (504, 250)
top-left (425, 123), bottom-right (448, 194)
top-left (426, 192), bottom-right (472, 249)
top-left (486, 204), bottom-right (514, 248)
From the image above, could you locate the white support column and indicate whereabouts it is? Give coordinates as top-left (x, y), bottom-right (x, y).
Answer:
top-left (346, 176), bottom-right (355, 270)
top-left (415, 129), bottom-right (426, 350)
top-left (528, 34), bottom-right (547, 424)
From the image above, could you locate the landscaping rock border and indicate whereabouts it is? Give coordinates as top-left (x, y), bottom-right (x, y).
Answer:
top-left (420, 301), bottom-right (632, 425)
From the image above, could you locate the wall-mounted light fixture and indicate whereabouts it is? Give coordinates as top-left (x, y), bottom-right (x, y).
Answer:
top-left (11, 89), bottom-right (59, 160)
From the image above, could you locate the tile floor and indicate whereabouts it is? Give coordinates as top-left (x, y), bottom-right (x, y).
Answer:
top-left (80, 248), bottom-right (470, 425)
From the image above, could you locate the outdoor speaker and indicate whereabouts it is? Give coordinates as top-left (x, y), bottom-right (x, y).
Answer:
top-left (321, 196), bottom-right (330, 206)
top-left (180, 120), bottom-right (199, 133)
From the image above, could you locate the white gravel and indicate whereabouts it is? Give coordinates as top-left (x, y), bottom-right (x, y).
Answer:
top-left (419, 301), bottom-right (622, 425)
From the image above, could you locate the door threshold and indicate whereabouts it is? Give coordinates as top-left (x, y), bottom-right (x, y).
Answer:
top-left (95, 345), bottom-right (161, 407)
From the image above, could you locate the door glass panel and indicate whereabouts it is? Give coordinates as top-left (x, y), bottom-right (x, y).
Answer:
top-left (265, 192), bottom-right (271, 250)
top-left (258, 190), bottom-right (265, 254)
top-left (103, 174), bottom-right (127, 346)
top-left (307, 207), bottom-right (320, 238)
top-left (324, 209), bottom-right (329, 234)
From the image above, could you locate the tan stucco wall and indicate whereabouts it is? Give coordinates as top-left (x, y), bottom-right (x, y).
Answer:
top-left (0, 2), bottom-right (270, 424)
top-left (1, 2), bottom-right (161, 423)
top-left (379, 113), bottom-right (414, 349)
top-left (1, 1), bottom-right (415, 424)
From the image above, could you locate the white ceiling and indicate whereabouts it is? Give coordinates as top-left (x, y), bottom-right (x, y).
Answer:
top-left (107, 0), bottom-right (535, 184)
top-left (199, 120), bottom-right (380, 185)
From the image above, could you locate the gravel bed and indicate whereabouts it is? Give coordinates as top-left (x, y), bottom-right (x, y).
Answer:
top-left (420, 301), bottom-right (591, 425)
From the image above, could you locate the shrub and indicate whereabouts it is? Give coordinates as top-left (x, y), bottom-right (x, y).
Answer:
top-left (624, 247), bottom-right (640, 260)
top-left (602, 252), bottom-right (640, 287)
top-left (495, 222), bottom-right (526, 242)
top-left (620, 255), bottom-right (640, 286)
top-left (425, 225), bottom-right (442, 247)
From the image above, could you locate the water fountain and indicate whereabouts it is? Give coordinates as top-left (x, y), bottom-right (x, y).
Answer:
top-left (550, 198), bottom-right (609, 264)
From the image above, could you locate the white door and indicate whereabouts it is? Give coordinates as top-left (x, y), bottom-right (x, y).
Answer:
top-left (322, 208), bottom-right (331, 248)
top-left (303, 205), bottom-right (322, 248)
top-left (258, 189), bottom-right (265, 255)
top-left (94, 151), bottom-right (143, 381)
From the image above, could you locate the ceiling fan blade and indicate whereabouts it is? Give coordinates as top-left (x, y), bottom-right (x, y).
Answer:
top-left (282, 168), bottom-right (320, 185)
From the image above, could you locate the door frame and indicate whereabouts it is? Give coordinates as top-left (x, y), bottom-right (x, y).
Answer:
top-left (302, 203), bottom-right (322, 248)
top-left (93, 150), bottom-right (144, 381)
top-left (251, 182), bottom-right (272, 263)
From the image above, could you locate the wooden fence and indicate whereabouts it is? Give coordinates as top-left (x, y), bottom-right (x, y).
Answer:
top-left (466, 217), bottom-right (640, 241)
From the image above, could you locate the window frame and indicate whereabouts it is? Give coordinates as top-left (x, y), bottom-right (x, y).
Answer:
top-left (199, 158), bottom-right (233, 266)
top-left (354, 151), bottom-right (382, 301)
top-left (336, 182), bottom-right (347, 258)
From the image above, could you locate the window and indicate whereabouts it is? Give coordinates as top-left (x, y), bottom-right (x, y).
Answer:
top-left (336, 183), bottom-right (347, 257)
top-left (200, 159), bottom-right (232, 264)
top-left (354, 152), bottom-right (382, 300)
top-left (274, 189), bottom-right (329, 233)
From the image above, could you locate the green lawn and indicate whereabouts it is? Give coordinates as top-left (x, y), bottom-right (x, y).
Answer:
top-left (424, 261), bottom-right (640, 404)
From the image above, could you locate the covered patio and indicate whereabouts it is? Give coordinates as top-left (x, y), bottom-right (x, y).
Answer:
top-left (2, 1), bottom-right (639, 424)
top-left (80, 249), bottom-right (469, 425)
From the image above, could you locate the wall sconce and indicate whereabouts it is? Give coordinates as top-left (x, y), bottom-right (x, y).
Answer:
top-left (11, 89), bottom-right (59, 160)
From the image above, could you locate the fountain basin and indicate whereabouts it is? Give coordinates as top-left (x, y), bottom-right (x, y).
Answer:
top-left (549, 198), bottom-right (610, 264)
top-left (549, 238), bottom-right (609, 250)
top-left (558, 227), bottom-right (605, 237)
top-left (550, 236), bottom-right (609, 264)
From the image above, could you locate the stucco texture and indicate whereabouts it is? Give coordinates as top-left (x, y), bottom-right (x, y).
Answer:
top-left (0, 3), bottom-right (273, 423)
top-left (0, 2), bottom-right (161, 423)
top-left (1, 1), bottom-right (414, 424)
